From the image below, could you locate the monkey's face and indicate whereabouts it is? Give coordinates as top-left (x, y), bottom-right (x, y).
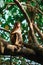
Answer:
top-left (17, 23), bottom-right (21, 28)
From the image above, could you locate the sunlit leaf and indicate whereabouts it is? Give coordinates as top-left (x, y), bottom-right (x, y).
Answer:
top-left (4, 25), bottom-right (9, 30)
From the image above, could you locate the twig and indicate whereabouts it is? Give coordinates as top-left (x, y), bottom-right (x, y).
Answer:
top-left (0, 27), bottom-right (11, 33)
top-left (6, 2), bottom-right (15, 5)
top-left (25, 4), bottom-right (43, 15)
top-left (36, 8), bottom-right (43, 15)
top-left (33, 24), bottom-right (43, 40)
top-left (5, 2), bottom-right (43, 15)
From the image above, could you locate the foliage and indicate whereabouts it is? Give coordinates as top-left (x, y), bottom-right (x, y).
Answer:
top-left (0, 0), bottom-right (43, 65)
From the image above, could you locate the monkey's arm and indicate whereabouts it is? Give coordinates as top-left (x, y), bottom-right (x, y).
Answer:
top-left (11, 28), bottom-right (21, 35)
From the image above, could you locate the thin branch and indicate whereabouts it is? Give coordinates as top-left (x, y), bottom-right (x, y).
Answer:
top-left (25, 4), bottom-right (43, 15)
top-left (33, 24), bottom-right (43, 40)
top-left (29, 22), bottom-right (40, 46)
top-left (5, 2), bottom-right (16, 9)
top-left (0, 27), bottom-right (11, 33)
top-left (32, 0), bottom-right (43, 15)
top-left (30, 0), bottom-right (43, 15)
top-left (5, 2), bottom-right (43, 15)
top-left (6, 2), bottom-right (15, 5)
top-left (36, 8), bottom-right (43, 15)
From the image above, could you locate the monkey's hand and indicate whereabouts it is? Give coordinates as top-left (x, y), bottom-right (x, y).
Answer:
top-left (7, 44), bottom-right (18, 52)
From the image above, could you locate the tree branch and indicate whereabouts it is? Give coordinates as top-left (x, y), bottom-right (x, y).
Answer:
top-left (0, 27), bottom-right (10, 33)
top-left (5, 2), bottom-right (43, 15)
top-left (0, 37), bottom-right (43, 64)
top-left (23, 3), bottom-right (42, 14)
top-left (33, 24), bottom-right (43, 40)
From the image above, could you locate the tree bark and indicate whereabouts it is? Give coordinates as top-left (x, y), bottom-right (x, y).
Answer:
top-left (0, 37), bottom-right (43, 64)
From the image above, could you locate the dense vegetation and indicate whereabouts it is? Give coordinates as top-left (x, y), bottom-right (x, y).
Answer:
top-left (0, 0), bottom-right (43, 65)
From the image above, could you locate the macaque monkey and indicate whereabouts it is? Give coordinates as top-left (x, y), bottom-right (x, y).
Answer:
top-left (0, 22), bottom-right (23, 52)
top-left (10, 22), bottom-right (23, 49)
top-left (0, 22), bottom-right (23, 46)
